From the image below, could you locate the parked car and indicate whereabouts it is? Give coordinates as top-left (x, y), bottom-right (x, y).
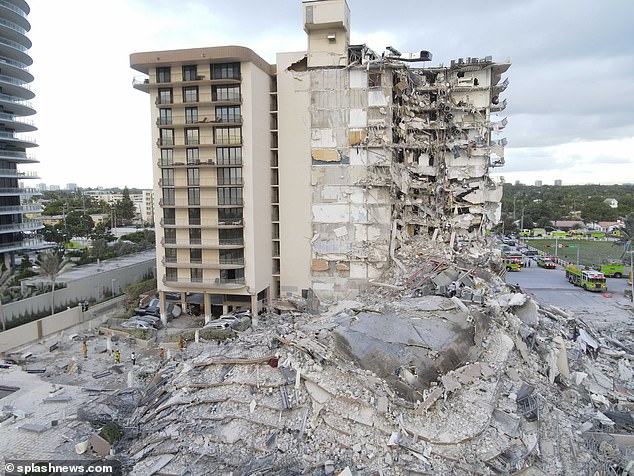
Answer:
top-left (204, 320), bottom-right (232, 330)
top-left (135, 299), bottom-right (182, 320)
top-left (131, 315), bottom-right (163, 329)
top-left (523, 249), bottom-right (539, 257)
top-left (121, 320), bottom-right (153, 330)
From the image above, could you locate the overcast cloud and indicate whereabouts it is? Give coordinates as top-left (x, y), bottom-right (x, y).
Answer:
top-left (25, 0), bottom-right (634, 188)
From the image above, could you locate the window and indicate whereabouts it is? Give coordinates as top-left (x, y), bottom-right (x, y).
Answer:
top-left (160, 149), bottom-right (174, 166)
top-left (212, 85), bottom-right (240, 101)
top-left (187, 168), bottom-right (200, 186)
top-left (161, 168), bottom-right (174, 186)
top-left (216, 147), bottom-right (242, 165)
top-left (189, 228), bottom-right (201, 245)
top-left (212, 62), bottom-right (240, 80)
top-left (215, 106), bottom-right (241, 122)
top-left (218, 187), bottom-right (242, 205)
top-left (158, 88), bottom-right (173, 104)
top-left (188, 187), bottom-right (200, 205)
top-left (164, 248), bottom-right (177, 263)
top-left (369, 72), bottom-right (382, 87)
top-left (160, 129), bottom-right (174, 146)
top-left (163, 208), bottom-right (175, 225)
top-left (190, 268), bottom-right (203, 283)
top-left (182, 65), bottom-right (197, 81)
top-left (218, 207), bottom-right (242, 224)
top-left (183, 86), bottom-right (199, 103)
top-left (159, 108), bottom-right (172, 125)
top-left (162, 188), bottom-right (175, 206)
top-left (185, 107), bottom-right (198, 124)
top-left (186, 148), bottom-right (199, 165)
top-left (185, 128), bottom-right (199, 145)
top-left (220, 249), bottom-right (243, 264)
top-left (164, 228), bottom-right (176, 244)
top-left (214, 127), bottom-right (241, 145)
top-left (220, 228), bottom-right (243, 245)
top-left (156, 67), bottom-right (171, 83)
top-left (218, 167), bottom-right (242, 185)
top-left (188, 208), bottom-right (201, 225)
top-left (220, 268), bottom-right (244, 283)
top-left (190, 249), bottom-right (202, 264)
top-left (165, 267), bottom-right (178, 282)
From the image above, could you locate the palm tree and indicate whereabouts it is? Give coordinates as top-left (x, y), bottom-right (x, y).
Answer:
top-left (36, 251), bottom-right (65, 315)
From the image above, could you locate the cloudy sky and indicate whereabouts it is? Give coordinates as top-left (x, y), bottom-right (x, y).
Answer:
top-left (25, 0), bottom-right (633, 189)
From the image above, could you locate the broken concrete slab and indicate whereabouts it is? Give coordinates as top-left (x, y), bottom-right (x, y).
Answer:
top-left (43, 395), bottom-right (72, 403)
top-left (90, 433), bottom-right (111, 457)
top-left (491, 409), bottom-right (521, 437)
top-left (19, 423), bottom-right (47, 433)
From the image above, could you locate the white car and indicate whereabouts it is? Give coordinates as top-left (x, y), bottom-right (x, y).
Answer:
top-left (121, 319), bottom-right (153, 330)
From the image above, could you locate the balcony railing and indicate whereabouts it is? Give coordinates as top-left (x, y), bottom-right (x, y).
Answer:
top-left (0, 219), bottom-right (42, 232)
top-left (0, 187), bottom-right (38, 194)
top-left (0, 16), bottom-right (27, 35)
top-left (0, 1), bottom-right (28, 19)
top-left (161, 276), bottom-right (246, 288)
top-left (0, 35), bottom-right (27, 53)
top-left (0, 131), bottom-right (36, 144)
top-left (219, 257), bottom-right (245, 265)
top-left (0, 169), bottom-right (38, 178)
top-left (157, 138), bottom-right (175, 146)
top-left (0, 237), bottom-right (46, 253)
top-left (0, 204), bottom-right (42, 214)
top-left (0, 74), bottom-right (30, 89)
top-left (0, 112), bottom-right (34, 127)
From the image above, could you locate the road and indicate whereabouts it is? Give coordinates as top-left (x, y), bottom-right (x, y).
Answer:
top-left (505, 259), bottom-right (633, 329)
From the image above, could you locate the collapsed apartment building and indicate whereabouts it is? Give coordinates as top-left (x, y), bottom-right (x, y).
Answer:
top-left (130, 0), bottom-right (510, 317)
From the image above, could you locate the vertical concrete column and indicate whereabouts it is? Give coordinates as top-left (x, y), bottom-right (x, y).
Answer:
top-left (222, 304), bottom-right (229, 315)
top-left (204, 293), bottom-right (211, 324)
top-left (181, 293), bottom-right (187, 313)
top-left (250, 294), bottom-right (258, 328)
top-left (159, 291), bottom-right (168, 327)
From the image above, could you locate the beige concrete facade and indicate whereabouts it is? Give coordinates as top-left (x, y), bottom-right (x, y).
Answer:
top-left (131, 46), bottom-right (273, 322)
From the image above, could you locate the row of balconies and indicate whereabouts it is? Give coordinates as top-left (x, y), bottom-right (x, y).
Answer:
top-left (0, 204), bottom-right (42, 215)
top-left (160, 218), bottom-right (243, 227)
top-left (0, 219), bottom-right (42, 233)
top-left (155, 96), bottom-right (242, 107)
top-left (161, 237), bottom-right (244, 247)
top-left (157, 116), bottom-right (242, 127)
top-left (162, 276), bottom-right (245, 289)
top-left (158, 179), bottom-right (243, 188)
top-left (0, 186), bottom-right (39, 195)
top-left (157, 138), bottom-right (242, 147)
top-left (0, 168), bottom-right (38, 178)
top-left (159, 199), bottom-right (243, 208)
top-left (162, 258), bottom-right (244, 269)
top-left (0, 237), bottom-right (45, 253)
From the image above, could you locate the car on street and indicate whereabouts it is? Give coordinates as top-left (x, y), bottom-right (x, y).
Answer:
top-left (121, 319), bottom-right (154, 330)
top-left (537, 257), bottom-right (557, 269)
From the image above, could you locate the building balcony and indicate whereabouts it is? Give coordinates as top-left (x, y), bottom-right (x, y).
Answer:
top-left (0, 219), bottom-right (42, 233)
top-left (162, 276), bottom-right (246, 290)
top-left (0, 131), bottom-right (36, 147)
top-left (159, 199), bottom-right (243, 208)
top-left (0, 168), bottom-right (38, 179)
top-left (160, 218), bottom-right (243, 229)
top-left (160, 258), bottom-right (245, 269)
top-left (0, 91), bottom-right (34, 116)
top-left (157, 97), bottom-right (243, 109)
top-left (157, 116), bottom-right (243, 127)
top-left (160, 238), bottom-right (244, 249)
top-left (0, 111), bottom-right (36, 132)
top-left (493, 78), bottom-right (509, 93)
top-left (490, 98), bottom-right (507, 112)
top-left (158, 179), bottom-right (243, 188)
top-left (0, 149), bottom-right (37, 163)
top-left (132, 76), bottom-right (150, 92)
top-left (0, 35), bottom-right (32, 68)
top-left (0, 186), bottom-right (39, 196)
top-left (0, 204), bottom-right (42, 215)
top-left (0, 73), bottom-right (34, 100)
top-left (0, 237), bottom-right (48, 254)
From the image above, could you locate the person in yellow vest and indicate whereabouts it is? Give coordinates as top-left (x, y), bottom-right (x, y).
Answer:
top-left (82, 340), bottom-right (87, 360)
top-left (114, 348), bottom-right (121, 365)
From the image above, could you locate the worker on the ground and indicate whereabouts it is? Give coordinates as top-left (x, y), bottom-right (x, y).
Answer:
top-left (159, 347), bottom-right (165, 360)
top-left (448, 281), bottom-right (457, 297)
top-left (131, 352), bottom-right (136, 366)
top-left (114, 347), bottom-right (121, 365)
top-left (82, 340), bottom-right (87, 360)
top-left (179, 335), bottom-right (185, 352)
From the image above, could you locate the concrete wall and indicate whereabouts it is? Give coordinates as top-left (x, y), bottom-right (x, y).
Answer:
top-left (277, 51), bottom-right (313, 296)
top-left (0, 296), bottom-right (127, 353)
top-left (241, 60), bottom-right (272, 298)
top-left (3, 257), bottom-right (154, 323)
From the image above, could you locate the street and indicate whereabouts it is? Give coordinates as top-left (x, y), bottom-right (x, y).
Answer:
top-left (505, 259), bottom-right (633, 329)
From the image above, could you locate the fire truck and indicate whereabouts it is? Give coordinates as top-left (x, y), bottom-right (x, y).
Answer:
top-left (565, 264), bottom-right (607, 292)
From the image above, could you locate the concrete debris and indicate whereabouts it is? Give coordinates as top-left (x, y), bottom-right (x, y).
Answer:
top-left (3, 239), bottom-right (634, 475)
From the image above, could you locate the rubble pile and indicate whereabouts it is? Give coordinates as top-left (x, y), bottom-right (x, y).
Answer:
top-left (98, 252), bottom-right (632, 475)
top-left (2, 244), bottom-right (632, 474)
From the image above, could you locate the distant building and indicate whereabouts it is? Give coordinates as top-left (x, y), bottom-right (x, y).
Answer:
top-left (85, 190), bottom-right (154, 224)
top-left (36, 183), bottom-right (47, 192)
top-left (603, 198), bottom-right (618, 209)
top-left (534, 180), bottom-right (542, 187)
top-left (514, 180), bottom-right (521, 186)
top-left (66, 183), bottom-right (78, 191)
top-left (49, 185), bottom-right (60, 191)
top-left (554, 179), bottom-right (562, 186)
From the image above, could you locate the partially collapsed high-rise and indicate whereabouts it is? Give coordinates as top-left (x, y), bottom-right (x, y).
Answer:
top-left (131, 0), bottom-right (510, 319)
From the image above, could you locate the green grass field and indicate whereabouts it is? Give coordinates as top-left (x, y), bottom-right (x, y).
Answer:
top-left (525, 239), bottom-right (625, 267)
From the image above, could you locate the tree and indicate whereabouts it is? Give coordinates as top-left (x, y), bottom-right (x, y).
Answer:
top-left (65, 211), bottom-right (94, 238)
top-left (116, 187), bottom-right (136, 225)
top-left (35, 251), bottom-right (65, 315)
